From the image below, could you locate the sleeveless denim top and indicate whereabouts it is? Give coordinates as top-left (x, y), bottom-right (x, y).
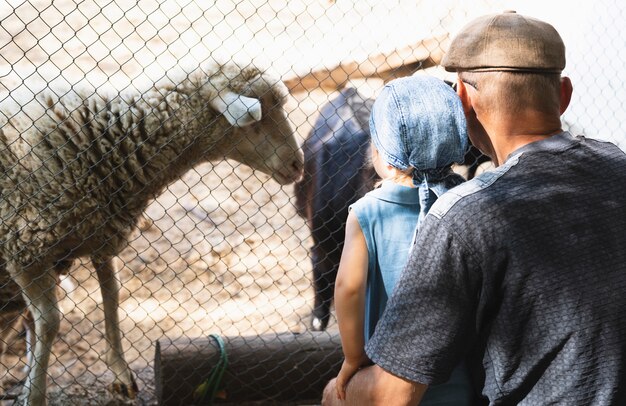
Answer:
top-left (351, 180), bottom-right (474, 405)
top-left (351, 179), bottom-right (467, 340)
top-left (350, 181), bottom-right (423, 341)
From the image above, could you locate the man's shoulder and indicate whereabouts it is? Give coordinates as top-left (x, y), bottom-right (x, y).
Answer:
top-left (578, 135), bottom-right (626, 163)
top-left (429, 153), bottom-right (524, 220)
top-left (430, 134), bottom-right (626, 222)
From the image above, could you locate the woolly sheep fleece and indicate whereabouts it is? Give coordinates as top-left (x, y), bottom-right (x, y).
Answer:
top-left (0, 61), bottom-right (297, 271)
top-left (0, 60), bottom-right (307, 404)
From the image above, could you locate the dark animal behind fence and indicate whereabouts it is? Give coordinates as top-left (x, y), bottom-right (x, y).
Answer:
top-left (296, 86), bottom-right (489, 331)
top-left (295, 88), bottom-right (376, 331)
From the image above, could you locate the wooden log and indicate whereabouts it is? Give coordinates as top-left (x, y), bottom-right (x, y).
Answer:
top-left (284, 34), bottom-right (450, 93)
top-left (155, 331), bottom-right (343, 405)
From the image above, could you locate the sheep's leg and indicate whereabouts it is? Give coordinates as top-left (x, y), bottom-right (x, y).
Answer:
top-left (0, 311), bottom-right (25, 390)
top-left (23, 308), bottom-right (35, 373)
top-left (10, 266), bottom-right (60, 406)
top-left (310, 247), bottom-right (337, 331)
top-left (92, 256), bottom-right (137, 399)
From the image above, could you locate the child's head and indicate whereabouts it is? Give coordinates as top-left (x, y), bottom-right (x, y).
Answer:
top-left (369, 76), bottom-right (468, 185)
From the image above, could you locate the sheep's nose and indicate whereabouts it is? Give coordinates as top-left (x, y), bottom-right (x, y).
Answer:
top-left (289, 152), bottom-right (304, 181)
top-left (290, 158), bottom-right (302, 173)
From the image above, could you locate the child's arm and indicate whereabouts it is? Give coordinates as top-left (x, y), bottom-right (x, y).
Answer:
top-left (334, 211), bottom-right (370, 400)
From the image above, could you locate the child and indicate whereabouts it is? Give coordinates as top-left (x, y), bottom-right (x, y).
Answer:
top-left (334, 76), bottom-right (474, 404)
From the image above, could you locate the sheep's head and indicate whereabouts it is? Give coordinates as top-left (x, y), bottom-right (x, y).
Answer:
top-left (207, 65), bottom-right (303, 185)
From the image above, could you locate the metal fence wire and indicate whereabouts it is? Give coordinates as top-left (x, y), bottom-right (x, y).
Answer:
top-left (0, 0), bottom-right (624, 405)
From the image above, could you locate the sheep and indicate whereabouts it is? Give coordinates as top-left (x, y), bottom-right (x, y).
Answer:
top-left (294, 87), bottom-right (376, 331)
top-left (0, 60), bottom-right (304, 405)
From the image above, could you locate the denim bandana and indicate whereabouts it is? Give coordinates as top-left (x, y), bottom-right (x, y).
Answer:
top-left (369, 76), bottom-right (469, 228)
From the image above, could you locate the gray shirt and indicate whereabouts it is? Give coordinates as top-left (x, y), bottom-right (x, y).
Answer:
top-left (366, 132), bottom-right (626, 405)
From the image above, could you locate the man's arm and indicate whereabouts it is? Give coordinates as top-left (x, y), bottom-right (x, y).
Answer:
top-left (365, 215), bottom-right (481, 387)
top-left (321, 365), bottom-right (427, 406)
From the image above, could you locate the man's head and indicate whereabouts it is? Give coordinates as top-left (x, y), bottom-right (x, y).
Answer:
top-left (441, 11), bottom-right (573, 163)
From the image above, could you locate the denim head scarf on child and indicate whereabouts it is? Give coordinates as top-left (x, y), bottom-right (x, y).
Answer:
top-left (369, 76), bottom-right (469, 228)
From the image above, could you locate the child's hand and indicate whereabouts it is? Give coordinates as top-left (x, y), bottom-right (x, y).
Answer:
top-left (335, 354), bottom-right (369, 400)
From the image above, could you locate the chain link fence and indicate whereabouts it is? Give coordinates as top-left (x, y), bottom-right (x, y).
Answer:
top-left (0, 0), bottom-right (624, 404)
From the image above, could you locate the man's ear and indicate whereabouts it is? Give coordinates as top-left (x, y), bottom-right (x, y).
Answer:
top-left (559, 76), bottom-right (573, 115)
top-left (456, 78), bottom-right (474, 115)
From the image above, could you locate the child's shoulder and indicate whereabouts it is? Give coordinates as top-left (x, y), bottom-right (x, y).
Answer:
top-left (349, 191), bottom-right (378, 212)
top-left (351, 182), bottom-right (420, 211)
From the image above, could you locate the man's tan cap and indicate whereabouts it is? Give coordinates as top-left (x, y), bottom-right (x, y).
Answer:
top-left (441, 11), bottom-right (566, 73)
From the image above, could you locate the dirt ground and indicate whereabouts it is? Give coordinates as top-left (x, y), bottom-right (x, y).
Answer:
top-left (0, 83), bottom-right (493, 406)
top-left (0, 0), bottom-right (359, 402)
top-left (0, 0), bottom-right (498, 404)
top-left (0, 68), bottom-right (491, 406)
top-left (0, 84), bottom-right (346, 405)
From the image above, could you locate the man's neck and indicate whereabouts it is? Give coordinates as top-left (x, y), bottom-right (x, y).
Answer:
top-left (481, 112), bottom-right (563, 165)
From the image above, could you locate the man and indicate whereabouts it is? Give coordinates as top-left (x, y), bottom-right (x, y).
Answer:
top-left (322, 11), bottom-right (626, 406)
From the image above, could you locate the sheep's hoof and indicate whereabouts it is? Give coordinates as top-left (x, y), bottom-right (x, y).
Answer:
top-left (109, 375), bottom-right (138, 399)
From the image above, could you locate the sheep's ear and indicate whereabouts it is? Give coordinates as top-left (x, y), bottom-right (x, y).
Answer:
top-left (209, 91), bottom-right (262, 127)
